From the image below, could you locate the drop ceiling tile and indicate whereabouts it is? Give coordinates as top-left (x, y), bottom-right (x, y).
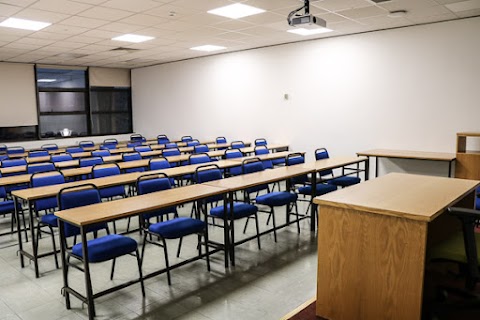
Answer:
top-left (241, 0), bottom-right (298, 11)
top-left (156, 20), bottom-right (197, 31)
top-left (51, 41), bottom-right (87, 49)
top-left (338, 5), bottom-right (388, 19)
top-left (82, 29), bottom-right (119, 39)
top-left (4, 42), bottom-right (38, 50)
top-left (211, 19), bottom-right (255, 31)
top-left (313, 0), bottom-right (372, 12)
top-left (119, 13), bottom-right (168, 27)
top-left (60, 16), bottom-right (109, 28)
top-left (407, 12), bottom-right (457, 23)
top-left (65, 34), bottom-right (103, 44)
top-left (407, 5), bottom-right (452, 19)
top-left (70, 0), bottom-right (109, 4)
top-left (27, 31), bottom-right (71, 41)
top-left (0, 3), bottom-right (23, 16)
top-left (43, 24), bottom-right (88, 35)
top-left (173, 0), bottom-right (234, 11)
top-left (436, 0), bottom-right (468, 4)
top-left (78, 6), bottom-right (134, 21)
top-left (379, 0), bottom-right (439, 11)
top-left (359, 15), bottom-right (412, 28)
top-left (129, 27), bottom-right (177, 37)
top-left (0, 34), bottom-right (23, 42)
top-left (15, 8), bottom-right (70, 23)
top-left (30, 0), bottom-right (92, 15)
top-left (446, 0), bottom-right (480, 12)
top-left (0, 0), bottom-right (37, 6)
top-left (454, 7), bottom-right (480, 16)
top-left (16, 37), bottom-right (57, 46)
top-left (101, 0), bottom-right (162, 13)
top-left (240, 11), bottom-right (285, 24)
top-left (78, 43), bottom-right (117, 53)
top-left (147, 4), bottom-right (200, 18)
top-left (240, 25), bottom-right (284, 36)
top-left (178, 12), bottom-right (230, 25)
top-left (214, 31), bottom-right (253, 41)
top-left (272, 4), bottom-right (328, 16)
top-left (98, 22), bottom-right (145, 33)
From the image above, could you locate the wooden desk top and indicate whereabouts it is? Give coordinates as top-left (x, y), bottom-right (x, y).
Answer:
top-left (55, 184), bottom-right (227, 226)
top-left (301, 156), bottom-right (367, 171)
top-left (240, 144), bottom-right (288, 154)
top-left (314, 173), bottom-right (479, 222)
top-left (457, 132), bottom-right (480, 137)
top-left (230, 151), bottom-right (302, 163)
top-left (356, 149), bottom-right (456, 161)
top-left (203, 165), bottom-right (313, 191)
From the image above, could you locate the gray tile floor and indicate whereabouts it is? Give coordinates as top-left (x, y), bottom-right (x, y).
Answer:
top-left (0, 199), bottom-right (317, 320)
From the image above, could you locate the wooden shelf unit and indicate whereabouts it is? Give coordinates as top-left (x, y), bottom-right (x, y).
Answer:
top-left (455, 132), bottom-right (480, 179)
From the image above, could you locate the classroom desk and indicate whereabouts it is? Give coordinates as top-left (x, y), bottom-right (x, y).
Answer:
top-left (55, 183), bottom-right (227, 320)
top-left (356, 149), bottom-right (456, 178)
top-left (203, 165), bottom-right (315, 266)
top-left (313, 173), bottom-right (478, 320)
top-left (240, 144), bottom-right (289, 154)
top-left (11, 160), bottom-right (241, 277)
top-left (231, 151), bottom-right (301, 163)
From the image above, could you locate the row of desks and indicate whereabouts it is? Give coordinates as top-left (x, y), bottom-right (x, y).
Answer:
top-left (12, 155), bottom-right (368, 279)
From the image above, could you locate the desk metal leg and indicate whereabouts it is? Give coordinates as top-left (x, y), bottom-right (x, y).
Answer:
top-left (310, 172), bottom-right (317, 232)
top-left (364, 158), bottom-right (370, 181)
top-left (222, 195), bottom-right (230, 269)
top-left (229, 193), bottom-right (235, 266)
top-left (375, 156), bottom-right (379, 177)
top-left (58, 220), bottom-right (71, 309)
top-left (14, 195), bottom-right (24, 268)
top-left (80, 227), bottom-right (95, 320)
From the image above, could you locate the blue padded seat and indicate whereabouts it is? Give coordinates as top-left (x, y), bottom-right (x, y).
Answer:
top-left (0, 200), bottom-right (20, 214)
top-left (256, 191), bottom-right (298, 207)
top-left (210, 202), bottom-right (258, 219)
top-left (328, 176), bottom-right (361, 187)
top-left (148, 217), bottom-right (204, 239)
top-left (298, 183), bottom-right (337, 196)
top-left (72, 234), bottom-right (138, 263)
top-left (40, 213), bottom-right (58, 227)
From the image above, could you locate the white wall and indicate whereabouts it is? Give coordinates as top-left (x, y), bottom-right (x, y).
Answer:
top-left (132, 17), bottom-right (480, 177)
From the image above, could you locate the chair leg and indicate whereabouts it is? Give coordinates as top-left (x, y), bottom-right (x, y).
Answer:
top-left (203, 231), bottom-right (210, 272)
top-left (135, 249), bottom-right (146, 297)
top-left (48, 225), bottom-right (59, 269)
top-left (243, 216), bottom-right (250, 234)
top-left (140, 233), bottom-right (148, 264)
top-left (161, 238), bottom-right (172, 285)
top-left (270, 207), bottom-right (277, 242)
top-left (176, 237), bottom-right (183, 258)
top-left (110, 258), bottom-right (116, 280)
top-left (254, 213), bottom-right (261, 250)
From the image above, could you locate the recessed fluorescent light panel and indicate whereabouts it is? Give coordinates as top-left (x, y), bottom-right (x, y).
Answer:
top-left (112, 34), bottom-right (154, 43)
top-left (190, 45), bottom-right (226, 52)
top-left (287, 27), bottom-right (333, 36)
top-left (0, 17), bottom-right (51, 31)
top-left (37, 79), bottom-right (57, 83)
top-left (208, 3), bottom-right (265, 19)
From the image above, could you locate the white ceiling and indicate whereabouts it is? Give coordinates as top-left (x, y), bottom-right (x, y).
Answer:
top-left (0, 0), bottom-right (479, 69)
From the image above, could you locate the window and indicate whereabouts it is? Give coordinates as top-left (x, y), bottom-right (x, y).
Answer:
top-left (37, 67), bottom-right (89, 138)
top-left (90, 87), bottom-right (132, 135)
top-left (35, 67), bottom-right (133, 139)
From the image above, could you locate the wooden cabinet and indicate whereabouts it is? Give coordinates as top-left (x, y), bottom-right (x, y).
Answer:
top-left (455, 132), bottom-right (480, 179)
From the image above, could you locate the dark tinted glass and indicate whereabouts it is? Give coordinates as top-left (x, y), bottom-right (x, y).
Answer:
top-left (39, 92), bottom-right (86, 112)
top-left (91, 114), bottom-right (132, 135)
top-left (90, 88), bottom-right (130, 112)
top-left (37, 68), bottom-right (86, 89)
top-left (39, 115), bottom-right (88, 138)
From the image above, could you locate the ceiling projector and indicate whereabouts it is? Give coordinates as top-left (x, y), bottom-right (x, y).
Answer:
top-left (288, 14), bottom-right (327, 28)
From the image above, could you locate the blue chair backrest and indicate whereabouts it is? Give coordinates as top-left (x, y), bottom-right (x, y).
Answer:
top-left (79, 141), bottom-right (94, 147)
top-left (134, 146), bottom-right (151, 153)
top-left (165, 142), bottom-right (177, 148)
top-left (157, 135), bottom-right (170, 145)
top-left (66, 147), bottom-right (84, 154)
top-left (137, 174), bottom-right (172, 195)
top-left (103, 139), bottom-right (118, 145)
top-left (189, 153), bottom-right (211, 165)
top-left (194, 144), bottom-right (209, 153)
top-left (131, 134), bottom-right (145, 142)
top-left (123, 152), bottom-right (142, 162)
top-left (41, 144), bottom-right (58, 151)
top-left (0, 173), bottom-right (7, 198)
top-left (101, 143), bottom-right (116, 150)
top-left (92, 150), bottom-right (110, 157)
top-left (286, 153), bottom-right (307, 184)
top-left (27, 162), bottom-right (55, 174)
top-left (255, 138), bottom-right (267, 146)
top-left (231, 141), bottom-right (245, 149)
top-left (51, 154), bottom-right (73, 163)
top-left (254, 146), bottom-right (272, 169)
top-left (29, 150), bottom-right (49, 158)
top-left (195, 165), bottom-right (222, 183)
top-left (242, 159), bottom-right (264, 174)
top-left (216, 137), bottom-right (227, 144)
top-left (225, 149), bottom-right (243, 159)
top-left (93, 164), bottom-right (121, 178)
top-left (149, 158), bottom-right (171, 170)
top-left (163, 148), bottom-right (180, 157)
top-left (1, 158), bottom-right (27, 167)
top-left (80, 157), bottom-right (103, 167)
top-left (58, 186), bottom-right (105, 237)
top-left (187, 140), bottom-right (200, 147)
top-left (7, 146), bottom-right (25, 155)
top-left (181, 136), bottom-right (193, 142)
top-left (315, 148), bottom-right (333, 176)
top-left (0, 144), bottom-right (7, 153)
top-left (31, 172), bottom-right (65, 212)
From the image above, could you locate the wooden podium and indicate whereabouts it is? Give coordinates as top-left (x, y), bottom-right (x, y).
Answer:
top-left (455, 132), bottom-right (480, 180)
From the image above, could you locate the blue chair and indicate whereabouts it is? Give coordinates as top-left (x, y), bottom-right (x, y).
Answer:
top-left (255, 138), bottom-right (267, 146)
top-left (66, 146), bottom-right (84, 154)
top-left (224, 149), bottom-right (243, 176)
top-left (0, 172), bottom-right (25, 238)
top-left (134, 145), bottom-right (151, 153)
top-left (127, 142), bottom-right (142, 148)
top-left (181, 136), bottom-right (193, 142)
top-left (92, 150), bottom-right (110, 157)
top-left (30, 171), bottom-right (65, 269)
top-left (7, 146), bottom-right (25, 155)
top-left (195, 165), bottom-right (261, 256)
top-left (41, 144), bottom-right (58, 151)
top-left (79, 157), bottom-right (103, 179)
top-left (103, 138), bottom-right (118, 146)
top-left (51, 154), bottom-right (73, 163)
top-left (186, 139), bottom-right (200, 147)
top-left (231, 141), bottom-right (245, 149)
top-left (157, 134), bottom-right (170, 145)
top-left (315, 148), bottom-right (361, 187)
top-left (79, 141), bottom-right (95, 148)
top-left (0, 144), bottom-right (7, 153)
top-left (286, 153), bottom-right (336, 217)
top-left (149, 158), bottom-right (175, 186)
top-left (1, 158), bottom-right (27, 168)
top-left (242, 158), bottom-right (299, 240)
top-left (122, 152), bottom-right (145, 174)
top-left (139, 175), bottom-right (209, 285)
top-left (27, 162), bottom-right (55, 174)
top-left (254, 146), bottom-right (274, 169)
top-left (130, 134), bottom-right (146, 143)
top-left (29, 150), bottom-right (49, 158)
top-left (57, 184), bottom-right (145, 310)
top-left (216, 137), bottom-right (227, 144)
top-left (162, 148), bottom-right (181, 167)
top-left (194, 144), bottom-right (209, 153)
top-left (100, 143), bottom-right (116, 150)
top-left (92, 164), bottom-right (126, 201)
